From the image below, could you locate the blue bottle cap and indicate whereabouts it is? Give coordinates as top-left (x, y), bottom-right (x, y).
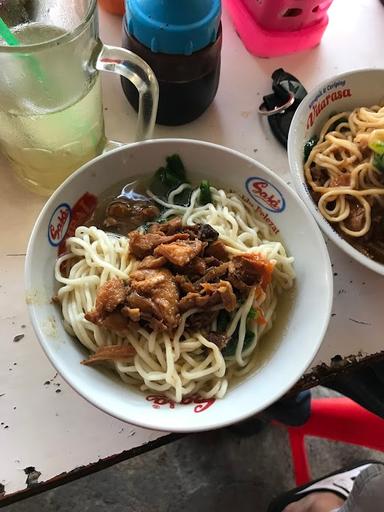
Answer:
top-left (125, 0), bottom-right (221, 55)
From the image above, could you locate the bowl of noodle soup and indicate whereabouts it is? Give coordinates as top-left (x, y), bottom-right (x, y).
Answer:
top-left (26, 139), bottom-right (332, 432)
top-left (288, 68), bottom-right (384, 275)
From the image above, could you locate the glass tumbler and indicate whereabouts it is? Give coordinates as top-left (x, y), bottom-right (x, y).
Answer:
top-left (0, 0), bottom-right (158, 195)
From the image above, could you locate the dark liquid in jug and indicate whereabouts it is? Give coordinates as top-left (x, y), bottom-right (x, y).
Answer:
top-left (121, 22), bottom-right (222, 126)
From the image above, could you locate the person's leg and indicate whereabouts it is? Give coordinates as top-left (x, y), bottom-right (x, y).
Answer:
top-left (338, 463), bottom-right (384, 512)
top-left (268, 462), bottom-right (384, 512)
top-left (283, 492), bottom-right (344, 511)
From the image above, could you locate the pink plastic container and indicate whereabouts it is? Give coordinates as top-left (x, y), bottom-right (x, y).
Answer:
top-left (224, 0), bottom-right (333, 57)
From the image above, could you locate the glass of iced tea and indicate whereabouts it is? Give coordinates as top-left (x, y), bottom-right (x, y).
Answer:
top-left (0, 0), bottom-right (158, 195)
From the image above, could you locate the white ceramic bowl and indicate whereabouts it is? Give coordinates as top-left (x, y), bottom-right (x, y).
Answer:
top-left (26, 139), bottom-right (332, 432)
top-left (288, 68), bottom-right (384, 276)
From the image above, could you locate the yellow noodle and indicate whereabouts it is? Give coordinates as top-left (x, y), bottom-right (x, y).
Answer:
top-left (305, 106), bottom-right (384, 240)
top-left (55, 187), bottom-right (295, 401)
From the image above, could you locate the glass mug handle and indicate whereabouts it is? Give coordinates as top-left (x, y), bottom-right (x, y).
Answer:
top-left (96, 44), bottom-right (159, 142)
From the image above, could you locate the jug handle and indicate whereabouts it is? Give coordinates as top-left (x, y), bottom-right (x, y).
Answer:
top-left (96, 44), bottom-right (159, 141)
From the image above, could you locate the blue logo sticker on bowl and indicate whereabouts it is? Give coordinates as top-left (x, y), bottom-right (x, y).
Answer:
top-left (48, 203), bottom-right (72, 247)
top-left (246, 177), bottom-right (286, 213)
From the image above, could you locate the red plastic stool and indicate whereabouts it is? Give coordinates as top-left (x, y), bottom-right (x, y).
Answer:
top-left (275, 398), bottom-right (384, 486)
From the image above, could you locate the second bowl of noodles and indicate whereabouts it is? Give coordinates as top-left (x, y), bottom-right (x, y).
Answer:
top-left (288, 68), bottom-right (384, 275)
top-left (26, 139), bottom-right (332, 432)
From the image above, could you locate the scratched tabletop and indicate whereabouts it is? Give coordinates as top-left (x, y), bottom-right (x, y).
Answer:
top-left (1, 0), bottom-right (383, 504)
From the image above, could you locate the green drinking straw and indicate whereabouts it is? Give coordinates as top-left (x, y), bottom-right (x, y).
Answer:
top-left (0, 17), bottom-right (20, 45)
top-left (0, 16), bottom-right (97, 151)
top-left (0, 16), bottom-right (46, 83)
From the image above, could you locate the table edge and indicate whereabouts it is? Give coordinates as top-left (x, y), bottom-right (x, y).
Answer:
top-left (0, 433), bottom-right (180, 508)
top-left (291, 349), bottom-right (384, 394)
top-left (3, 350), bottom-right (384, 505)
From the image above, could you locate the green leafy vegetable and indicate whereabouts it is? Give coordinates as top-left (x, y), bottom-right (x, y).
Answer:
top-left (303, 135), bottom-right (319, 163)
top-left (165, 154), bottom-right (186, 181)
top-left (368, 130), bottom-right (384, 172)
top-left (369, 140), bottom-right (384, 156)
top-left (326, 116), bottom-right (348, 134)
top-left (217, 310), bottom-right (231, 332)
top-left (373, 153), bottom-right (384, 173)
top-left (221, 327), bottom-right (237, 357)
top-left (219, 304), bottom-right (257, 357)
top-left (244, 330), bottom-right (255, 346)
top-left (149, 154), bottom-right (191, 205)
top-left (174, 187), bottom-right (193, 206)
top-left (221, 327), bottom-right (255, 357)
top-left (199, 180), bottom-right (212, 205)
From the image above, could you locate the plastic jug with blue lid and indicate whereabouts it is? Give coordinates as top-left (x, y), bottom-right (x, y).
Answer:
top-left (122, 0), bottom-right (222, 125)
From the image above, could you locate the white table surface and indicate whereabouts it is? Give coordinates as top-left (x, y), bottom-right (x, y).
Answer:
top-left (1, 0), bottom-right (384, 501)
